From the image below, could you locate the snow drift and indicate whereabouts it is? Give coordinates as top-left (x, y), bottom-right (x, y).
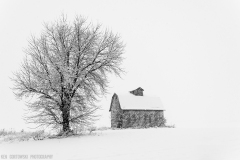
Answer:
top-left (0, 128), bottom-right (240, 160)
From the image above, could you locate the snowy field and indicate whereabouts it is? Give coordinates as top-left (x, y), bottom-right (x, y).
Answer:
top-left (1, 128), bottom-right (240, 160)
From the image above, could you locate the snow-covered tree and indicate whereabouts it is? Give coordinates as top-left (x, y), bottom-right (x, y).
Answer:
top-left (12, 15), bottom-right (125, 134)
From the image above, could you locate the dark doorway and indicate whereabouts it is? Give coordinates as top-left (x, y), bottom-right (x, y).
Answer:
top-left (117, 114), bottom-right (123, 128)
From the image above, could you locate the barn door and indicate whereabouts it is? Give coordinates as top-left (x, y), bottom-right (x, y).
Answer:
top-left (117, 114), bottom-right (123, 128)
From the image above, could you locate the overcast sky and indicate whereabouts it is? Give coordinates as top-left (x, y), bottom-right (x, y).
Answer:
top-left (1, 0), bottom-right (240, 130)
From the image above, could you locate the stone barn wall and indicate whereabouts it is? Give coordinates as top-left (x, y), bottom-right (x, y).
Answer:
top-left (110, 93), bottom-right (166, 128)
top-left (122, 110), bottom-right (165, 128)
top-left (110, 94), bottom-right (123, 128)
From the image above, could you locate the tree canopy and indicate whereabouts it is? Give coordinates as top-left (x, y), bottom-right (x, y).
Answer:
top-left (12, 15), bottom-right (125, 134)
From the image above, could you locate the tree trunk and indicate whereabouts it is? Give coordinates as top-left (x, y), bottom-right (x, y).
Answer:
top-left (62, 104), bottom-right (71, 133)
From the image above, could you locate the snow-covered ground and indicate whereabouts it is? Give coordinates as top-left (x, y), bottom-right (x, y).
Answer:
top-left (1, 128), bottom-right (240, 160)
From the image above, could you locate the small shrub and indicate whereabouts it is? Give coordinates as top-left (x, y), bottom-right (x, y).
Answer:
top-left (0, 129), bottom-right (50, 142)
top-left (56, 129), bottom-right (74, 137)
top-left (88, 126), bottom-right (96, 134)
top-left (32, 130), bottom-right (45, 140)
top-left (3, 136), bottom-right (15, 142)
top-left (165, 124), bottom-right (175, 128)
top-left (97, 126), bottom-right (110, 131)
top-left (19, 135), bottom-right (30, 141)
top-left (0, 129), bottom-right (7, 136)
top-left (0, 129), bottom-right (17, 137)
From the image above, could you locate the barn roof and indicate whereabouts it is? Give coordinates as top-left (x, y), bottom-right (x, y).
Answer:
top-left (117, 93), bottom-right (165, 111)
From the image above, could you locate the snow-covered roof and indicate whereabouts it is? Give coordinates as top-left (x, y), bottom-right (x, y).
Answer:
top-left (117, 93), bottom-right (165, 110)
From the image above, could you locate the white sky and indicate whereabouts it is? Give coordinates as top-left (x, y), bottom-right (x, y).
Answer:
top-left (1, 0), bottom-right (240, 130)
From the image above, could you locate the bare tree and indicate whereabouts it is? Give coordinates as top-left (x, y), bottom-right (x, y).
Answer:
top-left (12, 15), bottom-right (124, 134)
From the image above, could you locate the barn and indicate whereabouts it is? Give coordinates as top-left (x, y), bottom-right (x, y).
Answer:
top-left (109, 87), bottom-right (166, 128)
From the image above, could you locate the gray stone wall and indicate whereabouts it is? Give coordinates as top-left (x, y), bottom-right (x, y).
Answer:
top-left (110, 94), bottom-right (165, 128)
top-left (122, 110), bottom-right (165, 128)
top-left (110, 94), bottom-right (123, 128)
